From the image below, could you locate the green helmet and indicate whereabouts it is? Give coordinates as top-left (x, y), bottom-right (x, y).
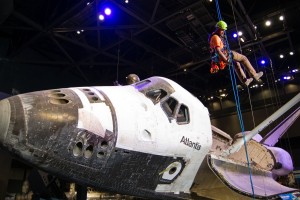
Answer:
top-left (216, 20), bottom-right (227, 30)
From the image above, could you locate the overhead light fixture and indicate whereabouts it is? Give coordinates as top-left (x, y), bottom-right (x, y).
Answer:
top-left (292, 69), bottom-right (299, 73)
top-left (283, 75), bottom-right (293, 80)
top-left (99, 14), bottom-right (105, 21)
top-left (265, 20), bottom-right (271, 26)
top-left (104, 8), bottom-right (112, 16)
top-left (279, 15), bottom-right (284, 21)
top-left (279, 54), bottom-right (284, 58)
top-left (238, 31), bottom-right (243, 36)
top-left (260, 59), bottom-right (266, 65)
top-left (233, 33), bottom-right (238, 38)
top-left (76, 30), bottom-right (81, 34)
top-left (125, 0), bottom-right (129, 3)
top-left (290, 51), bottom-right (294, 55)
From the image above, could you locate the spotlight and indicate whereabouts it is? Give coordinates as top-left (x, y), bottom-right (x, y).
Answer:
top-left (125, 0), bottom-right (129, 3)
top-left (76, 30), bottom-right (81, 34)
top-left (238, 31), bottom-right (243, 36)
top-left (99, 14), bottom-right (105, 21)
top-left (290, 51), bottom-right (294, 55)
top-left (279, 54), bottom-right (284, 58)
top-left (265, 20), bottom-right (271, 26)
top-left (104, 8), bottom-right (112, 16)
top-left (279, 15), bottom-right (284, 21)
top-left (260, 59), bottom-right (266, 65)
top-left (233, 33), bottom-right (238, 38)
top-left (292, 69), bottom-right (299, 73)
top-left (283, 76), bottom-right (291, 80)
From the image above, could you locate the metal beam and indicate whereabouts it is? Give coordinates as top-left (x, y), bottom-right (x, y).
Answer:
top-left (9, 1), bottom-right (87, 58)
top-left (125, 37), bottom-right (179, 66)
top-left (52, 25), bottom-right (145, 33)
top-left (109, 0), bottom-right (199, 58)
top-left (150, 0), bottom-right (160, 23)
top-left (81, 0), bottom-right (203, 63)
top-left (50, 36), bottom-right (90, 83)
top-left (53, 33), bottom-right (135, 66)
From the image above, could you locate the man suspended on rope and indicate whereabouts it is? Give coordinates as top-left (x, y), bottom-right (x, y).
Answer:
top-left (209, 20), bottom-right (263, 86)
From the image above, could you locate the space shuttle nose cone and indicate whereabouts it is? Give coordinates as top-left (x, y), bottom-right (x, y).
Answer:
top-left (0, 99), bottom-right (10, 145)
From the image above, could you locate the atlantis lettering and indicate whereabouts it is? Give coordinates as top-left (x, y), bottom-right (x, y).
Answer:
top-left (180, 136), bottom-right (201, 151)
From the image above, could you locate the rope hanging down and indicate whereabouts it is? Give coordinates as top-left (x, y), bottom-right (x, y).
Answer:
top-left (229, 0), bottom-right (256, 129)
top-left (214, 0), bottom-right (255, 198)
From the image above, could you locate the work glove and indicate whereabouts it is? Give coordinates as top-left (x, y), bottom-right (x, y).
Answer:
top-left (210, 62), bottom-right (219, 74)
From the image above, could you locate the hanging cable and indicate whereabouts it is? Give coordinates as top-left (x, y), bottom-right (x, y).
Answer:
top-left (229, 0), bottom-right (256, 128)
top-left (116, 42), bottom-right (120, 82)
top-left (215, 0), bottom-right (255, 198)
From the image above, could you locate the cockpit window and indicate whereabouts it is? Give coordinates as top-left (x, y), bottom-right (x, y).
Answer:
top-left (162, 97), bottom-right (190, 125)
top-left (133, 77), bottom-right (175, 104)
top-left (146, 89), bottom-right (167, 104)
top-left (133, 80), bottom-right (150, 89)
top-left (176, 104), bottom-right (189, 124)
top-left (162, 97), bottom-right (178, 118)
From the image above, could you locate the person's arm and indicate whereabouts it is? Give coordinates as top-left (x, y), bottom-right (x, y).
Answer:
top-left (215, 46), bottom-right (228, 63)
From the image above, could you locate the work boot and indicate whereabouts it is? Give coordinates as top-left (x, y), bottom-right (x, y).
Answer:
top-left (244, 78), bottom-right (253, 86)
top-left (253, 71), bottom-right (263, 81)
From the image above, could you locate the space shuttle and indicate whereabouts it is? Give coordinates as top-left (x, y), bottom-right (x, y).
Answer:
top-left (0, 76), bottom-right (299, 199)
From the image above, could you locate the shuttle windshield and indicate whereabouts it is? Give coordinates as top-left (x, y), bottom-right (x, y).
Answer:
top-left (134, 77), bottom-right (175, 104)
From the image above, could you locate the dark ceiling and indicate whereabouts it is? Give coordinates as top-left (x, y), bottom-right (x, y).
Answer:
top-left (0, 0), bottom-right (300, 98)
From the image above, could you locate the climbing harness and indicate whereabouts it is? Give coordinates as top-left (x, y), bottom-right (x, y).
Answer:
top-left (209, 33), bottom-right (228, 74)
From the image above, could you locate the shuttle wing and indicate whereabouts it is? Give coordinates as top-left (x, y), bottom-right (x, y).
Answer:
top-left (261, 107), bottom-right (300, 146)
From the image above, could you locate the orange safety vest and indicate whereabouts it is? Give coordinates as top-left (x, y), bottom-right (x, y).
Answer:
top-left (209, 33), bottom-right (228, 73)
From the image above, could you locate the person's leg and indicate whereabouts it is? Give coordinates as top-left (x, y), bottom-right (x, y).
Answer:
top-left (232, 51), bottom-right (256, 76)
top-left (234, 61), bottom-right (246, 82)
top-left (234, 61), bottom-right (253, 86)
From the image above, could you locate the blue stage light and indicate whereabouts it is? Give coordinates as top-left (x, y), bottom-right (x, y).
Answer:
top-left (260, 60), bottom-right (266, 65)
top-left (104, 8), bottom-right (111, 16)
top-left (233, 33), bottom-right (237, 38)
top-left (99, 14), bottom-right (105, 21)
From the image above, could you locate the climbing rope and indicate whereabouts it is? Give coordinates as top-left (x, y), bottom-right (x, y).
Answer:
top-left (229, 0), bottom-right (256, 128)
top-left (116, 42), bottom-right (120, 82)
top-left (214, 0), bottom-right (255, 198)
